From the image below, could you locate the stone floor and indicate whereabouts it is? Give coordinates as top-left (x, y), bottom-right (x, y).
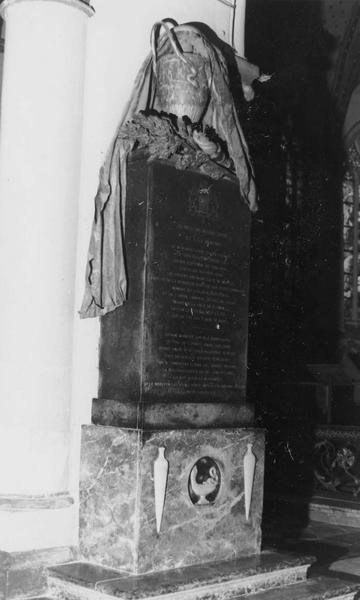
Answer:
top-left (25, 509), bottom-right (360, 600)
top-left (263, 517), bottom-right (360, 582)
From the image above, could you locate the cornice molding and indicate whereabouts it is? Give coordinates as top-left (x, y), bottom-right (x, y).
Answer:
top-left (0, 0), bottom-right (94, 18)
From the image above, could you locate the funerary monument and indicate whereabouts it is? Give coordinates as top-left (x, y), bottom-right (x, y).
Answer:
top-left (47, 20), bottom-right (360, 600)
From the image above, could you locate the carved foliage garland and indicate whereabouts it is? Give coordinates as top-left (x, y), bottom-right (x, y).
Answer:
top-left (119, 111), bottom-right (234, 181)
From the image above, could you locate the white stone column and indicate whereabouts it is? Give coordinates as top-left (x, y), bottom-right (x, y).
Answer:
top-left (234, 0), bottom-right (246, 57)
top-left (0, 0), bottom-right (93, 551)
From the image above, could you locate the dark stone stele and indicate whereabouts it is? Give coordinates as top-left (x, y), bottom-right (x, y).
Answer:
top-left (94, 155), bottom-right (252, 428)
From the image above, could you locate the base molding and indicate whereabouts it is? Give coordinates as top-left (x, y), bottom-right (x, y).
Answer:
top-left (92, 399), bottom-right (254, 429)
top-left (309, 497), bottom-right (360, 527)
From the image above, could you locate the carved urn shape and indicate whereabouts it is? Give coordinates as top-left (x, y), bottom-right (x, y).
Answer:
top-left (151, 21), bottom-right (210, 123)
top-left (243, 443), bottom-right (256, 520)
top-left (153, 446), bottom-right (169, 534)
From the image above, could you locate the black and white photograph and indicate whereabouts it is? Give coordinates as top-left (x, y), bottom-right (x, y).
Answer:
top-left (0, 1), bottom-right (359, 598)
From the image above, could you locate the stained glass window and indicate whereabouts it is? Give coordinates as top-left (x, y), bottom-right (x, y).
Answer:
top-left (343, 127), bottom-right (360, 322)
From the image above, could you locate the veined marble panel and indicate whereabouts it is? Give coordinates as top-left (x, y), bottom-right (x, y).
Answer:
top-left (80, 426), bottom-right (265, 574)
top-left (80, 427), bottom-right (140, 571)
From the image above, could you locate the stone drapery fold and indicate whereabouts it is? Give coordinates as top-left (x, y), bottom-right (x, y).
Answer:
top-left (80, 24), bottom-right (257, 319)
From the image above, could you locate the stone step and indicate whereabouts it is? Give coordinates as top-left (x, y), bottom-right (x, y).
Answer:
top-left (48, 551), bottom-right (313, 600)
top-left (47, 572), bottom-right (360, 600)
top-left (248, 576), bottom-right (360, 600)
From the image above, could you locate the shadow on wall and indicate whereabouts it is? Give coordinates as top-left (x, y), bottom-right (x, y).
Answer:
top-left (243, 0), bottom-right (346, 528)
top-left (246, 0), bottom-right (344, 381)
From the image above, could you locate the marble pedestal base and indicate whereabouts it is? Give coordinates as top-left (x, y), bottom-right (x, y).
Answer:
top-left (79, 425), bottom-right (264, 575)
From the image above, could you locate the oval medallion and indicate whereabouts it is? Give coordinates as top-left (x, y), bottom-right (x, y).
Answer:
top-left (188, 456), bottom-right (221, 505)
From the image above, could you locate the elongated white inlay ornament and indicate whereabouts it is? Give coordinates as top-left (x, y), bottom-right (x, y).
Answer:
top-left (243, 442), bottom-right (256, 520)
top-left (153, 446), bottom-right (169, 534)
